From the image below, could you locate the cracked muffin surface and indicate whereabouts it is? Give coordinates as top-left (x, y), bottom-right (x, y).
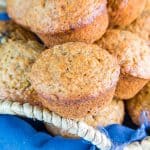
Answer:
top-left (30, 42), bottom-right (120, 118)
top-left (0, 40), bottom-right (44, 103)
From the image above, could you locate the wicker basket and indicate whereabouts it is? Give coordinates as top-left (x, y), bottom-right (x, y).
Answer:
top-left (0, 1), bottom-right (149, 149)
top-left (0, 100), bottom-right (149, 150)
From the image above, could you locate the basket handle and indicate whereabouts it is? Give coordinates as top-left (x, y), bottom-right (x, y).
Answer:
top-left (0, 100), bottom-right (112, 150)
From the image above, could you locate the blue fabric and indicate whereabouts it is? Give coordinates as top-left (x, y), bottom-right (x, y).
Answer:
top-left (0, 115), bottom-right (148, 150)
top-left (0, 12), bottom-right (9, 21)
top-left (0, 115), bottom-right (96, 150)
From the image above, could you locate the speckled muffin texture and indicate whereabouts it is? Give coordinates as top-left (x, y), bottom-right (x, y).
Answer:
top-left (97, 29), bottom-right (150, 99)
top-left (30, 42), bottom-right (120, 119)
top-left (45, 98), bottom-right (125, 138)
top-left (0, 40), bottom-right (44, 104)
top-left (127, 82), bottom-right (150, 125)
top-left (108, 0), bottom-right (146, 27)
top-left (7, 0), bottom-right (109, 47)
top-left (0, 21), bottom-right (37, 43)
top-left (125, 10), bottom-right (150, 42)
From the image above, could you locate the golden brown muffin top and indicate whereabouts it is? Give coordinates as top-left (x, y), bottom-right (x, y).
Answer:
top-left (125, 10), bottom-right (150, 41)
top-left (127, 82), bottom-right (150, 125)
top-left (0, 21), bottom-right (37, 43)
top-left (0, 40), bottom-right (43, 99)
top-left (97, 29), bottom-right (150, 79)
top-left (7, 0), bottom-right (107, 34)
top-left (30, 42), bottom-right (120, 102)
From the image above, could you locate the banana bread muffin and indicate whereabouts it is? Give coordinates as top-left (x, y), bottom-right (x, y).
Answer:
top-left (0, 21), bottom-right (37, 43)
top-left (108, 0), bottom-right (146, 27)
top-left (125, 10), bottom-right (150, 42)
top-left (0, 40), bottom-right (44, 104)
top-left (29, 42), bottom-right (120, 119)
top-left (97, 29), bottom-right (150, 99)
top-left (127, 82), bottom-right (150, 125)
top-left (45, 98), bottom-right (124, 137)
top-left (7, 0), bottom-right (109, 47)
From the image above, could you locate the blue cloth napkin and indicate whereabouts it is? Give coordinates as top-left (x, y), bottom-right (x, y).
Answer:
top-left (0, 12), bottom-right (9, 21)
top-left (0, 115), bottom-right (148, 150)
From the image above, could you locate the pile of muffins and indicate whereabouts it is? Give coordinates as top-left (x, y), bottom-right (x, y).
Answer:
top-left (0, 0), bottom-right (149, 137)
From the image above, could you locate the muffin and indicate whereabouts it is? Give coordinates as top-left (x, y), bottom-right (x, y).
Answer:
top-left (46, 98), bottom-right (124, 137)
top-left (7, 0), bottom-right (109, 47)
top-left (108, 0), bottom-right (146, 27)
top-left (0, 40), bottom-right (44, 104)
top-left (145, 0), bottom-right (150, 11)
top-left (29, 42), bottom-right (120, 119)
top-left (127, 82), bottom-right (150, 125)
top-left (97, 29), bottom-right (150, 99)
top-left (0, 21), bottom-right (37, 43)
top-left (125, 10), bottom-right (150, 42)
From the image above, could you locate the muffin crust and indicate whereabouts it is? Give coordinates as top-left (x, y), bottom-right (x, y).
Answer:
top-left (7, 0), bottom-right (107, 34)
top-left (7, 0), bottom-right (109, 47)
top-left (108, 0), bottom-right (146, 27)
top-left (97, 29), bottom-right (150, 99)
top-left (97, 29), bottom-right (150, 79)
top-left (125, 10), bottom-right (150, 41)
top-left (127, 82), bottom-right (150, 125)
top-left (30, 42), bottom-right (120, 118)
top-left (0, 40), bottom-right (44, 103)
top-left (37, 9), bottom-right (108, 47)
top-left (115, 74), bottom-right (148, 99)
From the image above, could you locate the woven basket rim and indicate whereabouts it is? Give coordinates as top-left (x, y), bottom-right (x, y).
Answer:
top-left (0, 100), bottom-right (149, 150)
top-left (0, 100), bottom-right (112, 150)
